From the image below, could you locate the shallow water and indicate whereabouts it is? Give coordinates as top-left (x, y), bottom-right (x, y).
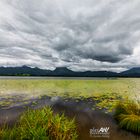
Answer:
top-left (0, 77), bottom-right (138, 108)
top-left (0, 97), bottom-right (139, 140)
top-left (0, 78), bottom-right (139, 139)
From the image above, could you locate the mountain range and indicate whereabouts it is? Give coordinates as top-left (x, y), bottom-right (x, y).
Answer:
top-left (0, 66), bottom-right (140, 77)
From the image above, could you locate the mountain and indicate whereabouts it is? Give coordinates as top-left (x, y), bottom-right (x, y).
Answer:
top-left (120, 67), bottom-right (140, 77)
top-left (0, 66), bottom-right (118, 77)
top-left (52, 67), bottom-right (75, 76)
top-left (52, 67), bottom-right (118, 77)
top-left (0, 66), bottom-right (51, 76)
top-left (0, 66), bottom-right (140, 77)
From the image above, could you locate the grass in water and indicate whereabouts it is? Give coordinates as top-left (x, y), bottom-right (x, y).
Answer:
top-left (0, 107), bottom-right (78, 140)
top-left (114, 100), bottom-right (140, 134)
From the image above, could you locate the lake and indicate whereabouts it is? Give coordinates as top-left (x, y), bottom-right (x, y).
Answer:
top-left (0, 77), bottom-right (139, 140)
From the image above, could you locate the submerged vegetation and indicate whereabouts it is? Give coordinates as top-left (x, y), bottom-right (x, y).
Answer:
top-left (0, 78), bottom-right (139, 111)
top-left (114, 100), bottom-right (140, 134)
top-left (0, 107), bottom-right (78, 140)
top-left (0, 78), bottom-right (140, 136)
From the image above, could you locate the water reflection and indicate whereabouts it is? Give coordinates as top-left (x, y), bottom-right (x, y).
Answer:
top-left (0, 97), bottom-right (139, 140)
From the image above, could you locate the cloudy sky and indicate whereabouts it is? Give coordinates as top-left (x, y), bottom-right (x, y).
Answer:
top-left (0, 0), bottom-right (140, 72)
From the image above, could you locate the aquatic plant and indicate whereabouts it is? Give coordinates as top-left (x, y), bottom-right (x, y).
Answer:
top-left (0, 107), bottom-right (78, 140)
top-left (114, 100), bottom-right (140, 134)
top-left (0, 78), bottom-right (138, 111)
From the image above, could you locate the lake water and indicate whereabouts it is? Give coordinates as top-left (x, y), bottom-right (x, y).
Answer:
top-left (0, 77), bottom-right (139, 140)
top-left (0, 76), bottom-right (113, 80)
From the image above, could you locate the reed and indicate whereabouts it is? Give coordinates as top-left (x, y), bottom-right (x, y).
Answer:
top-left (114, 100), bottom-right (140, 134)
top-left (0, 107), bottom-right (78, 140)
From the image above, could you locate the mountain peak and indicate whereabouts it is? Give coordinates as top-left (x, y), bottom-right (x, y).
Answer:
top-left (54, 67), bottom-right (71, 72)
top-left (121, 67), bottom-right (140, 74)
top-left (130, 67), bottom-right (140, 70)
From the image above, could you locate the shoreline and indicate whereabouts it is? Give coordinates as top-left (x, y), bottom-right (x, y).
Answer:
top-left (0, 96), bottom-right (138, 140)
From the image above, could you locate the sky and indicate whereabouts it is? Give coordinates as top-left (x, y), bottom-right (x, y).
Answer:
top-left (0, 0), bottom-right (140, 72)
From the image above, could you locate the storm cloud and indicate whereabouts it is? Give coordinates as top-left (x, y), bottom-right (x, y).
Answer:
top-left (0, 0), bottom-right (140, 72)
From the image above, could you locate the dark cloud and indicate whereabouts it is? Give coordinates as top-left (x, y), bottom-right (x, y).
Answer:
top-left (0, 0), bottom-right (140, 72)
